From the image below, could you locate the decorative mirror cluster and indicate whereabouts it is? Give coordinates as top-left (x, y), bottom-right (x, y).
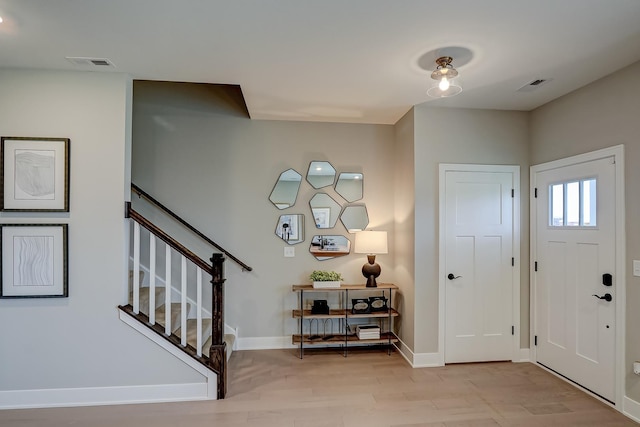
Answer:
top-left (269, 168), bottom-right (302, 210)
top-left (335, 172), bottom-right (363, 202)
top-left (275, 214), bottom-right (305, 245)
top-left (309, 235), bottom-right (351, 261)
top-left (310, 193), bottom-right (341, 229)
top-left (340, 205), bottom-right (369, 232)
top-left (306, 161), bottom-right (336, 189)
top-left (269, 160), bottom-right (368, 260)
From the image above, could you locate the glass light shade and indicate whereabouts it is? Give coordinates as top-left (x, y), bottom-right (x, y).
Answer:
top-left (354, 230), bottom-right (388, 254)
top-left (427, 79), bottom-right (462, 98)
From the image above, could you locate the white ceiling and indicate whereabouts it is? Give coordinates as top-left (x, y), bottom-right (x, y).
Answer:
top-left (1, 0), bottom-right (640, 124)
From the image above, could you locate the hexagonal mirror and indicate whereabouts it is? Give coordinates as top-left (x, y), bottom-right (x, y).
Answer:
top-left (309, 235), bottom-right (351, 260)
top-left (275, 214), bottom-right (305, 245)
top-left (309, 193), bottom-right (341, 229)
top-left (340, 205), bottom-right (369, 232)
top-left (306, 161), bottom-right (336, 189)
top-left (335, 172), bottom-right (363, 202)
top-left (269, 168), bottom-right (302, 209)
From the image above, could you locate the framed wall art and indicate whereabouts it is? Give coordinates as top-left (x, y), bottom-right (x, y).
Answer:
top-left (1, 137), bottom-right (70, 212)
top-left (0, 224), bottom-right (68, 298)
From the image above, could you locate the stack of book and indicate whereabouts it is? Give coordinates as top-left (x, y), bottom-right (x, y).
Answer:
top-left (356, 324), bottom-right (380, 340)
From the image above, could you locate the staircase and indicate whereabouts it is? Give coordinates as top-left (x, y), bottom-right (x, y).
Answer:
top-left (125, 272), bottom-right (234, 361)
top-left (118, 184), bottom-right (251, 400)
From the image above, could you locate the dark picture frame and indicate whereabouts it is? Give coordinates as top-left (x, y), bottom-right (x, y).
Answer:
top-left (0, 224), bottom-right (69, 298)
top-left (1, 137), bottom-right (70, 212)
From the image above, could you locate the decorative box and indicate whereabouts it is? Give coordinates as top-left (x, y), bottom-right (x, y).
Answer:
top-left (369, 296), bottom-right (388, 312)
top-left (311, 299), bottom-right (330, 315)
top-left (351, 298), bottom-right (370, 314)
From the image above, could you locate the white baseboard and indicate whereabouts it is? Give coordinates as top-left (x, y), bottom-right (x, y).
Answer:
top-left (515, 348), bottom-right (531, 362)
top-left (395, 339), bottom-right (442, 367)
top-left (0, 382), bottom-right (210, 410)
top-left (623, 396), bottom-right (640, 423)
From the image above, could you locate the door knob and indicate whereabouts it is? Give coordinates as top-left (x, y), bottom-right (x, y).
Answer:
top-left (593, 293), bottom-right (613, 302)
top-left (447, 273), bottom-right (461, 280)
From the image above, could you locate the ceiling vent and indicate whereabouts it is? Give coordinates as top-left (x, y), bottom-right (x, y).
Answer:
top-left (517, 78), bottom-right (551, 92)
top-left (65, 57), bottom-right (115, 67)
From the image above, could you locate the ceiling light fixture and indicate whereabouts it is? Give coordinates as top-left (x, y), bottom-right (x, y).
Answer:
top-left (427, 56), bottom-right (462, 98)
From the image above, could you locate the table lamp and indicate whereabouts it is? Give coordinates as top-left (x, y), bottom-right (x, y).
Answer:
top-left (354, 230), bottom-right (388, 287)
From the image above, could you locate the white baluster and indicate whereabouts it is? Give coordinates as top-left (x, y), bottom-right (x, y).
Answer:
top-left (149, 234), bottom-right (156, 325)
top-left (165, 245), bottom-right (172, 335)
top-left (196, 268), bottom-right (202, 357)
top-left (133, 222), bottom-right (140, 314)
top-left (181, 255), bottom-right (187, 347)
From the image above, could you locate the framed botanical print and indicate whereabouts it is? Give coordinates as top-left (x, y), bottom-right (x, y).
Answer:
top-left (1, 137), bottom-right (70, 212)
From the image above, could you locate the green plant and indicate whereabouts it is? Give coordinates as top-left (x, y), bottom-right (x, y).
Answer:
top-left (309, 270), bottom-right (343, 282)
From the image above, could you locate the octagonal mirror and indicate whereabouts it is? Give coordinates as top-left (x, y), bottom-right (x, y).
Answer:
top-left (335, 172), bottom-right (363, 202)
top-left (309, 235), bottom-right (351, 260)
top-left (310, 193), bottom-right (341, 229)
top-left (275, 214), bottom-right (305, 245)
top-left (269, 168), bottom-right (302, 209)
top-left (306, 161), bottom-right (336, 189)
top-left (340, 205), bottom-right (369, 232)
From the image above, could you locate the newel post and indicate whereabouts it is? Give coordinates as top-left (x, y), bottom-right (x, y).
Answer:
top-left (209, 253), bottom-right (227, 399)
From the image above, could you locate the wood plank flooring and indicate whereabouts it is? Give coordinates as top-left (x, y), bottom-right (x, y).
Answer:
top-left (1, 348), bottom-right (637, 426)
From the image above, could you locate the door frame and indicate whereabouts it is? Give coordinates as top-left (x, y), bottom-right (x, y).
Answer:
top-left (530, 145), bottom-right (625, 407)
top-left (438, 163), bottom-right (521, 365)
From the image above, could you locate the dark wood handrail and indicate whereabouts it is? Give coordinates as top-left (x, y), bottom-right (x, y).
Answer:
top-left (128, 208), bottom-right (211, 272)
top-left (131, 183), bottom-right (252, 272)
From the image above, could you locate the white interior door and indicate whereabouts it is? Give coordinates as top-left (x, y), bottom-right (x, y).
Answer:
top-left (533, 155), bottom-right (616, 402)
top-left (442, 167), bottom-right (517, 363)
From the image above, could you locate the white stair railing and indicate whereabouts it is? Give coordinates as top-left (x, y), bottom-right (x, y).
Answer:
top-left (129, 215), bottom-right (212, 357)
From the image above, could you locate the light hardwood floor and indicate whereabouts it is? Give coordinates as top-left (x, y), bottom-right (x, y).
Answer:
top-left (1, 348), bottom-right (637, 426)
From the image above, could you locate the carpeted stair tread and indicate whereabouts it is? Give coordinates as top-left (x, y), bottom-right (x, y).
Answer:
top-left (202, 334), bottom-right (235, 361)
top-left (130, 287), bottom-right (165, 315)
top-left (176, 318), bottom-right (212, 349)
top-left (155, 303), bottom-right (184, 333)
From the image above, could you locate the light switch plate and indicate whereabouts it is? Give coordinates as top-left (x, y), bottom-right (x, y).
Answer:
top-left (633, 260), bottom-right (640, 277)
top-left (284, 246), bottom-right (295, 257)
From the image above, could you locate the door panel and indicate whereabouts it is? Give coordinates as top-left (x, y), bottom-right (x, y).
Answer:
top-left (444, 170), bottom-right (514, 363)
top-left (534, 156), bottom-right (615, 402)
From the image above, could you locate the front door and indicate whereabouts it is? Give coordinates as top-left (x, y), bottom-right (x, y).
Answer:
top-left (441, 165), bottom-right (518, 363)
top-left (532, 153), bottom-right (617, 402)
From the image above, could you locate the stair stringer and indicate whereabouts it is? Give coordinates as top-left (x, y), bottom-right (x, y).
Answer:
top-left (118, 310), bottom-right (217, 400)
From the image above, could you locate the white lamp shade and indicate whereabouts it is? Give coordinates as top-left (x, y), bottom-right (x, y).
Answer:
top-left (354, 230), bottom-right (388, 254)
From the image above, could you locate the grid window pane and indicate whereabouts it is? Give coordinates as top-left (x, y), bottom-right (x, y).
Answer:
top-left (548, 178), bottom-right (596, 228)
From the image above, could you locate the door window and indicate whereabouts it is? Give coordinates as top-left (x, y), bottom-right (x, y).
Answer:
top-left (549, 178), bottom-right (596, 227)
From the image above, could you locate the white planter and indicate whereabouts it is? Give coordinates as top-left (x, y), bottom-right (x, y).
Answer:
top-left (312, 281), bottom-right (341, 289)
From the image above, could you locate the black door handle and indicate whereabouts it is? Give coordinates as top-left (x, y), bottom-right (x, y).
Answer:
top-left (447, 273), bottom-right (461, 280)
top-left (593, 293), bottom-right (612, 302)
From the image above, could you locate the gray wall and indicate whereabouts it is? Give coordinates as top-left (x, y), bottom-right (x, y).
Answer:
top-left (393, 109), bottom-right (416, 350)
top-left (0, 70), bottom-right (202, 394)
top-left (413, 106), bottom-right (531, 353)
top-left (132, 81), bottom-right (396, 342)
top-left (530, 60), bottom-right (640, 399)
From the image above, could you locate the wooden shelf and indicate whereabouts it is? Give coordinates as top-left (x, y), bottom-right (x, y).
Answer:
top-left (292, 283), bottom-right (399, 358)
top-left (292, 332), bottom-right (399, 345)
top-left (292, 308), bottom-right (399, 319)
top-left (292, 283), bottom-right (398, 292)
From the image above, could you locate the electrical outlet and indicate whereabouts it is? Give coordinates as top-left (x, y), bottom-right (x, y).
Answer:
top-left (284, 247), bottom-right (295, 257)
top-left (634, 260), bottom-right (640, 277)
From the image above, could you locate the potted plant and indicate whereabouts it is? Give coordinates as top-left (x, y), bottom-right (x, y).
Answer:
top-left (309, 270), bottom-right (343, 288)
